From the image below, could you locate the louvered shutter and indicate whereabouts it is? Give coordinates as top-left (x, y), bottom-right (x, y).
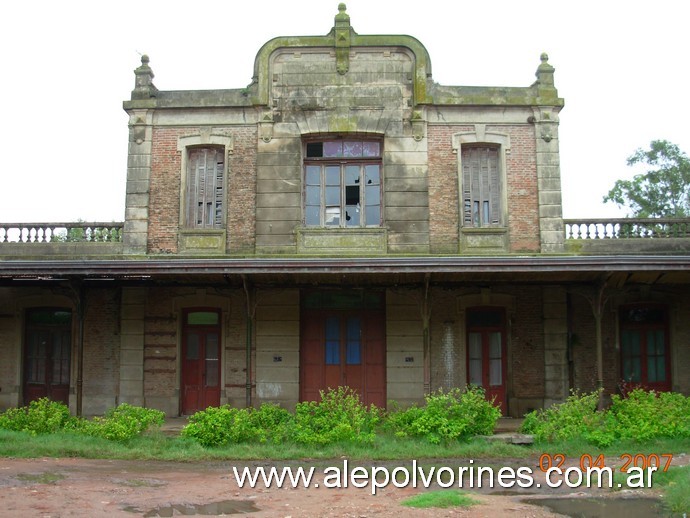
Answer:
top-left (186, 148), bottom-right (224, 228)
top-left (461, 146), bottom-right (501, 227)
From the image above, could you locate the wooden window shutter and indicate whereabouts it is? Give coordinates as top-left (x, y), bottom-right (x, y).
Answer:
top-left (186, 148), bottom-right (224, 228)
top-left (461, 146), bottom-right (501, 227)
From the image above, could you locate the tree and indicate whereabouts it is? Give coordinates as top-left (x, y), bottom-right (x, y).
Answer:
top-left (603, 140), bottom-right (690, 217)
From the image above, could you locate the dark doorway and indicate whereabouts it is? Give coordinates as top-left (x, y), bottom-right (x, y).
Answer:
top-left (24, 308), bottom-right (72, 405)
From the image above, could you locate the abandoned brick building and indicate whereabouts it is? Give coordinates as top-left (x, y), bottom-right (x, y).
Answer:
top-left (1, 5), bottom-right (689, 417)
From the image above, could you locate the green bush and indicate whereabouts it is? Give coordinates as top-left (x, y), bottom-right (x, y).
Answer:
top-left (608, 389), bottom-right (690, 441)
top-left (519, 389), bottom-right (606, 444)
top-left (385, 386), bottom-right (501, 444)
top-left (76, 403), bottom-right (165, 442)
top-left (520, 388), bottom-right (690, 446)
top-left (292, 386), bottom-right (381, 445)
top-left (0, 398), bottom-right (73, 435)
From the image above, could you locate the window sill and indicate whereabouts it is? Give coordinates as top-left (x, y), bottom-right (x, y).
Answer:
top-left (179, 228), bottom-right (226, 254)
top-left (296, 227), bottom-right (387, 255)
top-left (459, 227), bottom-right (508, 253)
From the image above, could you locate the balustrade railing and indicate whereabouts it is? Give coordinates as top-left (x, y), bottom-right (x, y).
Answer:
top-left (0, 222), bottom-right (124, 243)
top-left (564, 218), bottom-right (690, 240)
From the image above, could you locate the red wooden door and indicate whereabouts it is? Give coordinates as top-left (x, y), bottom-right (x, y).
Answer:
top-left (620, 306), bottom-right (671, 392)
top-left (301, 310), bottom-right (385, 408)
top-left (181, 310), bottom-right (221, 414)
top-left (24, 309), bottom-right (71, 405)
top-left (467, 308), bottom-right (507, 414)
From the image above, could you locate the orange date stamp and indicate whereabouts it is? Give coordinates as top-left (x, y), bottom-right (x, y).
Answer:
top-left (538, 453), bottom-right (673, 473)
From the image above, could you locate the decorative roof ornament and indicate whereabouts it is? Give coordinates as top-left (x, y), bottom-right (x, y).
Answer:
top-left (131, 54), bottom-right (158, 100)
top-left (334, 3), bottom-right (352, 75)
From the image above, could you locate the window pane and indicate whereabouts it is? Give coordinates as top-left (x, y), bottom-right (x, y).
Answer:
top-left (469, 333), bottom-right (482, 360)
top-left (325, 166), bottom-right (340, 185)
top-left (325, 186), bottom-right (340, 205)
top-left (205, 359), bottom-right (218, 387)
top-left (306, 205), bottom-right (320, 225)
top-left (621, 330), bottom-right (641, 356)
top-left (345, 205), bottom-right (360, 226)
top-left (306, 165), bottom-right (321, 185)
top-left (467, 310), bottom-right (502, 328)
top-left (469, 359), bottom-right (482, 386)
top-left (186, 333), bottom-right (200, 360)
top-left (365, 205), bottom-right (380, 226)
top-left (306, 142), bottom-right (323, 158)
top-left (206, 334), bottom-right (219, 360)
top-left (489, 333), bottom-right (501, 359)
top-left (365, 185), bottom-right (380, 205)
top-left (306, 185), bottom-right (320, 205)
top-left (187, 312), bottom-right (219, 325)
top-left (323, 141), bottom-right (342, 157)
top-left (343, 141), bottom-right (362, 158)
top-left (344, 165), bottom-right (360, 185)
top-left (345, 185), bottom-right (360, 205)
top-left (489, 359), bottom-right (502, 386)
top-left (325, 317), bottom-right (340, 365)
top-left (346, 317), bottom-right (361, 365)
top-left (325, 207), bottom-right (341, 226)
top-left (622, 357), bottom-right (641, 382)
top-left (362, 142), bottom-right (380, 157)
top-left (365, 165), bottom-right (380, 184)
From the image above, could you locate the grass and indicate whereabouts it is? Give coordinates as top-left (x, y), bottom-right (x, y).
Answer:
top-left (651, 464), bottom-right (690, 514)
top-left (401, 490), bottom-right (478, 509)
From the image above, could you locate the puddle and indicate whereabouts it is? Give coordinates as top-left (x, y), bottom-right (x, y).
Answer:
top-left (524, 497), bottom-right (672, 517)
top-left (123, 500), bottom-right (259, 516)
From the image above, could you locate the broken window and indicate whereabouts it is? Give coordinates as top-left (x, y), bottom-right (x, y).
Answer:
top-left (304, 139), bottom-right (382, 227)
top-left (462, 146), bottom-right (501, 227)
top-left (186, 147), bottom-right (225, 228)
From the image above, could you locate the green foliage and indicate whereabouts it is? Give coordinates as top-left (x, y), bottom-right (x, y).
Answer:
top-left (520, 388), bottom-right (690, 447)
top-left (653, 465), bottom-right (690, 514)
top-left (292, 387), bottom-right (380, 445)
top-left (385, 387), bottom-right (501, 444)
top-left (401, 490), bottom-right (477, 509)
top-left (603, 140), bottom-right (690, 217)
top-left (607, 389), bottom-right (690, 441)
top-left (0, 398), bottom-right (73, 435)
top-left (74, 403), bottom-right (165, 442)
top-left (0, 399), bottom-right (163, 442)
top-left (520, 389), bottom-right (606, 444)
top-left (181, 403), bottom-right (293, 447)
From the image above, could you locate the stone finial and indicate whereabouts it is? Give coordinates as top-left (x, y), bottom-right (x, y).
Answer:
top-left (535, 52), bottom-right (555, 87)
top-left (333, 3), bottom-right (352, 75)
top-left (131, 54), bottom-right (158, 100)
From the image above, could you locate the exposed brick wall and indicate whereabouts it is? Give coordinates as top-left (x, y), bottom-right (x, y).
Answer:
top-left (227, 127), bottom-right (257, 254)
top-left (506, 286), bottom-right (544, 399)
top-left (502, 125), bottom-right (540, 252)
top-left (143, 288), bottom-right (178, 399)
top-left (149, 128), bottom-right (183, 254)
top-left (426, 125), bottom-right (540, 253)
top-left (427, 126), bottom-right (469, 254)
top-left (148, 126), bottom-right (257, 255)
top-left (83, 288), bottom-right (120, 398)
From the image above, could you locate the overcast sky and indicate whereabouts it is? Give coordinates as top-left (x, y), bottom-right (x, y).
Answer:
top-left (2, 0), bottom-right (688, 222)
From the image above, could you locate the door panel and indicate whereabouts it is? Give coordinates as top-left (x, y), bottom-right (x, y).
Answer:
top-left (301, 307), bottom-right (385, 408)
top-left (24, 310), bottom-right (71, 405)
top-left (466, 309), bottom-right (507, 414)
top-left (181, 311), bottom-right (221, 415)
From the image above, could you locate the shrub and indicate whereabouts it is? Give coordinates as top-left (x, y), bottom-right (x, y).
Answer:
top-left (385, 386), bottom-right (501, 444)
top-left (181, 405), bottom-right (259, 447)
top-left (608, 389), bottom-right (690, 441)
top-left (0, 398), bottom-right (73, 435)
top-left (519, 389), bottom-right (607, 444)
top-left (292, 387), bottom-right (381, 445)
top-left (77, 403), bottom-right (165, 442)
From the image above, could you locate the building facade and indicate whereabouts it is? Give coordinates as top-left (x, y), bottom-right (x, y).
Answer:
top-left (1, 5), bottom-right (689, 417)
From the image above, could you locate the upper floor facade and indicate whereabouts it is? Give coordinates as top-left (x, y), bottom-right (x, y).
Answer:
top-left (1, 4), bottom-right (688, 259)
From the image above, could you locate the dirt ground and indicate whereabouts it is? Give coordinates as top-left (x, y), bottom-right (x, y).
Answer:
top-left (0, 454), bottom-right (677, 517)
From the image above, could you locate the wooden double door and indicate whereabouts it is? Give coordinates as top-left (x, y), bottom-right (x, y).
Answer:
top-left (300, 308), bottom-right (386, 408)
top-left (23, 309), bottom-right (72, 405)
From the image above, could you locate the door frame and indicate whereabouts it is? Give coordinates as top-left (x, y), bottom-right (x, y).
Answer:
top-left (22, 307), bottom-right (73, 406)
top-left (465, 306), bottom-right (508, 414)
top-left (180, 307), bottom-right (223, 415)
